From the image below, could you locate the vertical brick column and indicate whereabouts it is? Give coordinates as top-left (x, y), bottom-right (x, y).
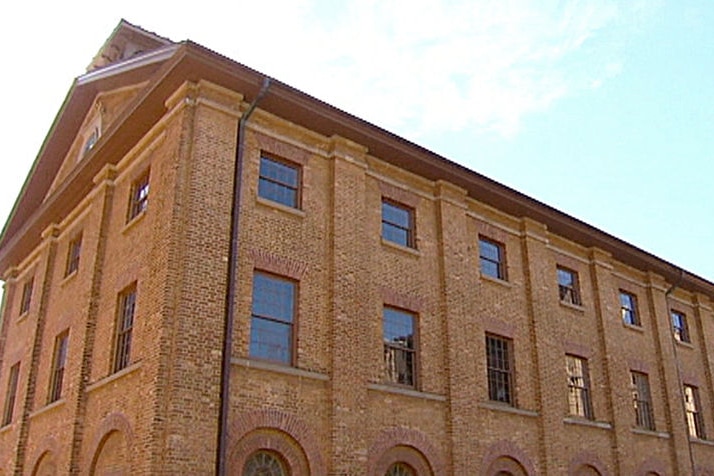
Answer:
top-left (68, 164), bottom-right (116, 475)
top-left (13, 225), bottom-right (59, 476)
top-left (326, 135), bottom-right (371, 474)
top-left (646, 272), bottom-right (692, 474)
top-left (433, 180), bottom-right (469, 474)
top-left (0, 268), bottom-right (19, 376)
top-left (149, 80), bottom-right (244, 474)
top-left (693, 294), bottom-right (714, 431)
top-left (588, 248), bottom-right (623, 474)
top-left (518, 217), bottom-right (554, 474)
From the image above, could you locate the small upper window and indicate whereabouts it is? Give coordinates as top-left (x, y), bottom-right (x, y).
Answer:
top-left (479, 237), bottom-right (506, 280)
top-left (243, 450), bottom-right (287, 476)
top-left (557, 266), bottom-right (581, 306)
top-left (65, 233), bottom-right (83, 277)
top-left (258, 155), bottom-right (301, 208)
top-left (127, 171), bottom-right (150, 222)
top-left (671, 310), bottom-right (690, 343)
top-left (620, 291), bottom-right (640, 326)
top-left (82, 128), bottom-right (99, 157)
top-left (19, 277), bottom-right (34, 315)
top-left (385, 463), bottom-right (416, 476)
top-left (382, 199), bottom-right (415, 248)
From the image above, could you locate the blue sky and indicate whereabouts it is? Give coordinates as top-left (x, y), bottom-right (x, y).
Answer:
top-left (1, 1), bottom-right (712, 303)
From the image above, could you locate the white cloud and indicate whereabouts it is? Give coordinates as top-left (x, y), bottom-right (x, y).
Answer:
top-left (219, 0), bottom-right (647, 138)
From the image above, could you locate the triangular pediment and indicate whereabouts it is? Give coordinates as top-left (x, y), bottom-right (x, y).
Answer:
top-left (87, 19), bottom-right (172, 72)
top-left (45, 82), bottom-right (149, 200)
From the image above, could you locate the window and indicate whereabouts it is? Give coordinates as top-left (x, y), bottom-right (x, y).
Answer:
top-left (566, 355), bottom-right (593, 419)
top-left (383, 307), bottom-right (417, 387)
top-left (620, 291), bottom-right (640, 326)
top-left (19, 277), bottom-right (34, 315)
top-left (671, 310), bottom-right (690, 343)
top-left (127, 171), bottom-right (150, 221)
top-left (258, 155), bottom-right (301, 208)
top-left (48, 331), bottom-right (69, 403)
top-left (2, 362), bottom-right (20, 426)
top-left (684, 385), bottom-right (706, 439)
top-left (557, 266), bottom-right (581, 306)
top-left (243, 450), bottom-right (287, 476)
top-left (65, 233), bottom-right (83, 276)
top-left (82, 128), bottom-right (99, 157)
top-left (385, 463), bottom-right (416, 476)
top-left (479, 237), bottom-right (506, 280)
top-left (250, 272), bottom-right (296, 364)
top-left (113, 283), bottom-right (137, 372)
top-left (486, 334), bottom-right (514, 405)
top-left (382, 200), bottom-right (415, 248)
top-left (631, 371), bottom-right (655, 430)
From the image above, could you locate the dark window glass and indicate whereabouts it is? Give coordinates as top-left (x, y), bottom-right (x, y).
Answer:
top-left (671, 310), bottom-right (690, 343)
top-left (65, 234), bottom-right (82, 276)
top-left (557, 267), bottom-right (581, 306)
top-left (385, 462), bottom-right (416, 476)
top-left (250, 273), bottom-right (296, 364)
top-left (486, 334), bottom-right (513, 405)
top-left (631, 371), bottom-right (655, 430)
top-left (19, 277), bottom-right (34, 316)
top-left (48, 331), bottom-right (69, 403)
top-left (2, 363), bottom-right (20, 426)
top-left (82, 128), bottom-right (99, 156)
top-left (684, 385), bottom-right (706, 439)
top-left (113, 284), bottom-right (137, 372)
top-left (127, 171), bottom-right (150, 221)
top-left (258, 156), bottom-right (300, 208)
top-left (620, 291), bottom-right (640, 326)
top-left (382, 200), bottom-right (415, 248)
top-left (242, 450), bottom-right (287, 476)
top-left (383, 307), bottom-right (417, 387)
top-left (566, 355), bottom-right (593, 419)
top-left (479, 237), bottom-right (506, 280)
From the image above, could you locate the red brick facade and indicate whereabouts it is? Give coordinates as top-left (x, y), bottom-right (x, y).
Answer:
top-left (1, 21), bottom-right (714, 475)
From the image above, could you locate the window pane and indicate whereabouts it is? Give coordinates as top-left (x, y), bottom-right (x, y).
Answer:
top-left (480, 259), bottom-right (500, 278)
top-left (258, 157), bottom-right (300, 208)
top-left (260, 157), bottom-right (298, 187)
top-left (249, 318), bottom-right (292, 363)
top-left (258, 180), bottom-right (297, 208)
top-left (252, 274), bottom-right (295, 323)
top-left (558, 268), bottom-right (574, 286)
top-left (383, 308), bottom-right (415, 346)
top-left (382, 202), bottom-right (410, 228)
top-left (480, 239), bottom-right (500, 261)
top-left (382, 223), bottom-right (409, 247)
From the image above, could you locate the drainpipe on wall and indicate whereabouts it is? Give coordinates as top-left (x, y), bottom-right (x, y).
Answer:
top-left (216, 78), bottom-right (271, 476)
top-left (663, 268), bottom-right (696, 475)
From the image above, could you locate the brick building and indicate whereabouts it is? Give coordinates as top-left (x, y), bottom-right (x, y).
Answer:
top-left (1, 20), bottom-right (713, 475)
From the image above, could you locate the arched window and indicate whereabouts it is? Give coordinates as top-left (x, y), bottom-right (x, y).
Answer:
top-left (243, 450), bottom-right (288, 476)
top-left (386, 462), bottom-right (416, 476)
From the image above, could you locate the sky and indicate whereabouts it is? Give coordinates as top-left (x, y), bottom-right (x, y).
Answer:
top-left (1, 0), bottom-right (713, 305)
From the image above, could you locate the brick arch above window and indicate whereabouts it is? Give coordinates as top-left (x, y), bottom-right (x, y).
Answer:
top-left (29, 436), bottom-right (60, 476)
top-left (367, 427), bottom-right (446, 476)
top-left (634, 457), bottom-right (667, 476)
top-left (568, 451), bottom-right (609, 476)
top-left (87, 412), bottom-right (134, 475)
top-left (228, 409), bottom-right (326, 475)
top-left (481, 440), bottom-right (536, 476)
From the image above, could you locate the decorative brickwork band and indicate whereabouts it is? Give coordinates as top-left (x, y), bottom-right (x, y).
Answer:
top-left (481, 440), bottom-right (536, 475)
top-left (228, 409), bottom-right (326, 475)
top-left (256, 132), bottom-right (312, 165)
top-left (367, 427), bottom-right (445, 476)
top-left (379, 181), bottom-right (421, 208)
top-left (250, 249), bottom-right (308, 281)
top-left (568, 451), bottom-right (609, 476)
top-left (381, 287), bottom-right (425, 313)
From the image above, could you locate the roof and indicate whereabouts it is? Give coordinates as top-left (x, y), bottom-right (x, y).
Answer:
top-left (1, 21), bottom-right (712, 297)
